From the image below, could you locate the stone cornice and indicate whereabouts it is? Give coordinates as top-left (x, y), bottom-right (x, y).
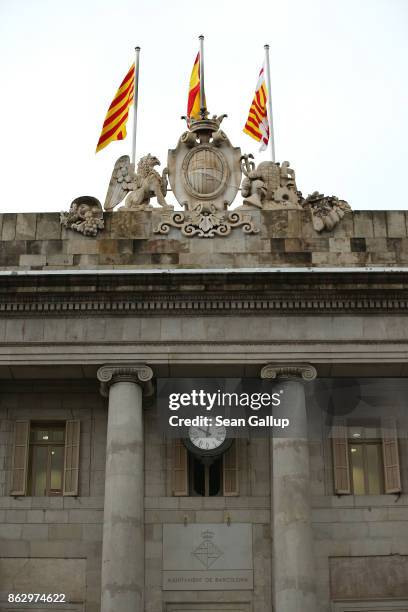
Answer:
top-left (97, 363), bottom-right (154, 397)
top-left (0, 270), bottom-right (407, 316)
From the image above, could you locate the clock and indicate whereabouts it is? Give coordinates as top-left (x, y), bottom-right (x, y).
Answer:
top-left (184, 424), bottom-right (233, 458)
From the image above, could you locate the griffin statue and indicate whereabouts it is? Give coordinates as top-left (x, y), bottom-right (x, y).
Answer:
top-left (104, 154), bottom-right (171, 211)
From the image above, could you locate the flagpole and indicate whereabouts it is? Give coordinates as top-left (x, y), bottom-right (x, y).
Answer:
top-left (264, 44), bottom-right (276, 162)
top-left (199, 34), bottom-right (206, 115)
top-left (131, 46), bottom-right (140, 166)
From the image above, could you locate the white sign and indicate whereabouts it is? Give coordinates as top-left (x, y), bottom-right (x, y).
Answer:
top-left (163, 524), bottom-right (253, 591)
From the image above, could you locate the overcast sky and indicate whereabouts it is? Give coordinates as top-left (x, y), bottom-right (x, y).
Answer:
top-left (0, 0), bottom-right (407, 212)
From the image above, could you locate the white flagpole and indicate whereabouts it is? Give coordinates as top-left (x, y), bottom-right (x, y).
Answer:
top-left (264, 44), bottom-right (276, 162)
top-left (199, 34), bottom-right (206, 115)
top-left (131, 46), bottom-right (140, 166)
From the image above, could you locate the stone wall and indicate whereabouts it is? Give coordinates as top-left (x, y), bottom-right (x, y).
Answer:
top-left (0, 390), bottom-right (273, 612)
top-left (1, 209), bottom-right (408, 270)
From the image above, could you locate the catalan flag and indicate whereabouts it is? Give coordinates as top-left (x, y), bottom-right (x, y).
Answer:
top-left (243, 64), bottom-right (270, 151)
top-left (96, 63), bottom-right (135, 153)
top-left (187, 52), bottom-right (205, 126)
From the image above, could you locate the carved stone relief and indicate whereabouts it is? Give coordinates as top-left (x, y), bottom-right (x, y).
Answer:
top-left (60, 196), bottom-right (104, 236)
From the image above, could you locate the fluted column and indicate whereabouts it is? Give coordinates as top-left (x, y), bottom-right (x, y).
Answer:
top-left (261, 363), bottom-right (317, 612)
top-left (97, 364), bottom-right (153, 612)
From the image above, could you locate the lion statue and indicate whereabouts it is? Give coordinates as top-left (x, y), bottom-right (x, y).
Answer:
top-left (104, 153), bottom-right (172, 211)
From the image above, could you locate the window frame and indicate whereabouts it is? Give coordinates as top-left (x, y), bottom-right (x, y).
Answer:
top-left (348, 437), bottom-right (384, 496)
top-left (10, 420), bottom-right (80, 497)
top-left (29, 423), bottom-right (66, 497)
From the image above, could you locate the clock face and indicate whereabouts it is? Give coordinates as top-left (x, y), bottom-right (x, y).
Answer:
top-left (188, 424), bottom-right (227, 451)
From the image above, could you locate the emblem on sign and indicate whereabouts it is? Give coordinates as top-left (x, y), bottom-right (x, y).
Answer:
top-left (192, 530), bottom-right (224, 569)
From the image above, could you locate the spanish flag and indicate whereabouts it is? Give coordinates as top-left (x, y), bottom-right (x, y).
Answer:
top-left (96, 63), bottom-right (135, 153)
top-left (187, 52), bottom-right (205, 126)
top-left (243, 64), bottom-right (270, 151)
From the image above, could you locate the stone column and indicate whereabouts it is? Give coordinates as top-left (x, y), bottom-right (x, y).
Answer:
top-left (97, 364), bottom-right (153, 612)
top-left (261, 363), bottom-right (317, 612)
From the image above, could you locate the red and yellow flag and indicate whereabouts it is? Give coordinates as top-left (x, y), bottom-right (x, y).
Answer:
top-left (187, 52), bottom-right (205, 125)
top-left (96, 63), bottom-right (135, 153)
top-left (243, 65), bottom-right (270, 151)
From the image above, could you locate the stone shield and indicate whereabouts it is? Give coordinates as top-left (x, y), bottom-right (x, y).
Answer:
top-left (168, 130), bottom-right (242, 212)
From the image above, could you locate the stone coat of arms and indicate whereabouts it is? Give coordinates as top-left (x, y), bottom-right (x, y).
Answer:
top-left (154, 113), bottom-right (258, 237)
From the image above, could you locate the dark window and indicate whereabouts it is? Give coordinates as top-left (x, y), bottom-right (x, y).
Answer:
top-left (28, 424), bottom-right (65, 496)
top-left (189, 454), bottom-right (223, 497)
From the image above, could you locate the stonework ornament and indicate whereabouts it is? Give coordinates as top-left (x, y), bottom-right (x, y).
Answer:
top-left (240, 156), bottom-right (302, 210)
top-left (104, 154), bottom-right (172, 211)
top-left (153, 113), bottom-right (258, 237)
top-left (304, 191), bottom-right (352, 232)
top-left (60, 196), bottom-right (104, 236)
top-left (154, 203), bottom-right (258, 238)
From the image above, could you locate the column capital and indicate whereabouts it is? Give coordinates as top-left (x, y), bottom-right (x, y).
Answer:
top-left (97, 363), bottom-right (154, 397)
top-left (260, 362), bottom-right (317, 382)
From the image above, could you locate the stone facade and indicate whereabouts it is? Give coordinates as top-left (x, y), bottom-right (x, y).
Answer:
top-left (0, 210), bottom-right (407, 270)
top-left (0, 208), bottom-right (407, 612)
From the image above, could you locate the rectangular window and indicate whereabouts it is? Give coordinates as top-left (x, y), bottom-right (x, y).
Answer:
top-left (332, 420), bottom-right (401, 496)
top-left (349, 440), bottom-right (384, 495)
top-left (29, 424), bottom-right (66, 496)
top-left (10, 420), bottom-right (80, 497)
top-left (173, 439), bottom-right (238, 497)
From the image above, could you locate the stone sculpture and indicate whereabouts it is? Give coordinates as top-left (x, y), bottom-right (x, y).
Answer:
top-left (60, 196), bottom-right (104, 236)
top-left (240, 157), bottom-right (302, 210)
top-left (154, 113), bottom-right (258, 237)
top-left (304, 191), bottom-right (352, 232)
top-left (104, 154), bottom-right (171, 211)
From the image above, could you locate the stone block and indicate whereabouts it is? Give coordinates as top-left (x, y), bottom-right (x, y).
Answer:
top-left (5, 509), bottom-right (27, 523)
top-left (49, 523), bottom-right (82, 540)
top-left (270, 238), bottom-right (285, 252)
top-left (0, 558), bottom-right (86, 600)
top-left (151, 253), bottom-right (179, 265)
top-left (1, 214), bottom-right (17, 240)
top-left (353, 211), bottom-right (374, 237)
top-left (330, 554), bottom-right (408, 598)
top-left (21, 523), bottom-right (49, 539)
top-left (284, 238), bottom-right (303, 251)
top-left (73, 254), bottom-right (100, 266)
top-left (46, 253), bottom-right (74, 266)
top-left (287, 211), bottom-right (302, 237)
top-left (15, 214), bottom-right (37, 240)
top-left (44, 509), bottom-right (69, 523)
top-left (372, 211), bottom-right (388, 237)
top-left (195, 510), bottom-right (224, 523)
top-left (19, 254), bottom-right (47, 267)
top-left (81, 523), bottom-right (103, 541)
top-left (365, 237), bottom-right (388, 252)
top-left (68, 509), bottom-right (103, 523)
top-left (329, 237), bottom-right (351, 252)
top-left (302, 237), bottom-right (330, 251)
top-left (387, 211), bottom-right (407, 237)
top-left (0, 240), bottom-right (26, 266)
top-left (350, 237), bottom-right (366, 252)
top-left (327, 212), bottom-right (354, 238)
top-left (369, 251), bottom-right (397, 264)
top-left (262, 210), bottom-right (288, 238)
top-left (111, 211), bottom-right (151, 238)
top-left (36, 213), bottom-right (61, 239)
top-left (26, 509), bottom-right (45, 522)
top-left (140, 238), bottom-right (189, 254)
top-left (66, 239), bottom-right (100, 255)
top-left (0, 523), bottom-right (23, 538)
top-left (268, 251), bottom-right (312, 265)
